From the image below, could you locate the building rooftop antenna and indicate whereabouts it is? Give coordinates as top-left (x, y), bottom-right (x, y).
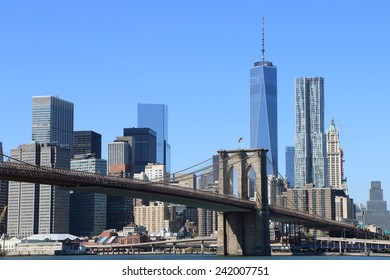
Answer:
top-left (261, 16), bottom-right (265, 63)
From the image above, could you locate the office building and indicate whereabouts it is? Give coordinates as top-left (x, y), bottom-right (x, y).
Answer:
top-left (7, 143), bottom-right (70, 238)
top-left (306, 184), bottom-right (335, 220)
top-left (107, 140), bottom-right (132, 177)
top-left (355, 204), bottom-right (366, 225)
top-left (123, 128), bottom-right (156, 173)
top-left (365, 181), bottom-right (390, 231)
top-left (197, 183), bottom-right (218, 237)
top-left (294, 77), bottom-right (328, 188)
top-left (106, 139), bottom-right (134, 230)
top-left (70, 155), bottom-right (107, 237)
top-left (327, 119), bottom-right (346, 191)
top-left (269, 176), bottom-right (286, 206)
top-left (250, 18), bottom-right (278, 176)
top-left (73, 131), bottom-right (102, 159)
top-left (137, 103), bottom-right (171, 172)
top-left (32, 96), bottom-right (74, 154)
top-left (286, 188), bottom-right (308, 213)
top-left (0, 142), bottom-right (8, 235)
top-left (144, 163), bottom-right (166, 183)
top-left (335, 194), bottom-right (355, 223)
top-left (134, 202), bottom-right (174, 235)
top-left (285, 146), bottom-right (295, 187)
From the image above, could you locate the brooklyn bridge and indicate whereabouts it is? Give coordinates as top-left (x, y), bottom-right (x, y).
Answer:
top-left (0, 149), bottom-right (357, 256)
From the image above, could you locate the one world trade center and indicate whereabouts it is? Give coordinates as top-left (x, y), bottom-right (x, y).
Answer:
top-left (250, 17), bottom-right (278, 176)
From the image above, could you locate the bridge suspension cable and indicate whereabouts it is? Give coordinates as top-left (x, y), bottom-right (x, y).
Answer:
top-left (265, 156), bottom-right (340, 226)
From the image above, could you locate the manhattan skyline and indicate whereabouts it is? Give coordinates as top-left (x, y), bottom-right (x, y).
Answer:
top-left (1, 1), bottom-right (390, 206)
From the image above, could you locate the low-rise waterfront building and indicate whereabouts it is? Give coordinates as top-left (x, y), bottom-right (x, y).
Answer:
top-left (3, 234), bottom-right (84, 256)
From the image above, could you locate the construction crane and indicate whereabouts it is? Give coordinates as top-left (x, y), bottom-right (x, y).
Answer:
top-left (0, 205), bottom-right (7, 225)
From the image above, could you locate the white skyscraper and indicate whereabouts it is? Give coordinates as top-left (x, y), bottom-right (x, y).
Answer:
top-left (32, 96), bottom-right (74, 154)
top-left (7, 96), bottom-right (74, 238)
top-left (294, 77), bottom-right (328, 188)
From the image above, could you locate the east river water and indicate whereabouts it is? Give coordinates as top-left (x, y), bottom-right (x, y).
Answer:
top-left (1, 253), bottom-right (389, 279)
top-left (1, 253), bottom-right (389, 260)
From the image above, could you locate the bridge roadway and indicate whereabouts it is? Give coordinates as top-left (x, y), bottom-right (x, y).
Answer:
top-left (0, 162), bottom-right (356, 232)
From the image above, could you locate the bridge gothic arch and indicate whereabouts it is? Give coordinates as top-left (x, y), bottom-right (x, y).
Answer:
top-left (218, 149), bottom-right (267, 208)
top-left (217, 149), bottom-right (271, 256)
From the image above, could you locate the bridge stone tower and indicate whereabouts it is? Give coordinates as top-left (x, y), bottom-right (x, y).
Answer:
top-left (217, 149), bottom-right (271, 256)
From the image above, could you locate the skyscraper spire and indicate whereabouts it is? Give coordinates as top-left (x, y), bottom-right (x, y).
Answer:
top-left (261, 16), bottom-right (265, 62)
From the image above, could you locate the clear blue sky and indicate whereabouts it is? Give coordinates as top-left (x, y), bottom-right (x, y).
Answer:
top-left (1, 0), bottom-right (389, 206)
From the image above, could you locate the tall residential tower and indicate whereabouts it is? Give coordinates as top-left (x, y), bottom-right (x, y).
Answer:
top-left (294, 77), bottom-right (328, 188)
top-left (250, 18), bottom-right (278, 176)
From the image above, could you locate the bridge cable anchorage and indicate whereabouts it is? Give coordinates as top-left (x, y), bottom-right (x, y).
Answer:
top-left (265, 155), bottom-right (340, 225)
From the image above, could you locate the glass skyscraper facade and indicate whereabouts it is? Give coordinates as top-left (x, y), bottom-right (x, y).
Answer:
top-left (73, 130), bottom-right (102, 159)
top-left (70, 157), bottom-right (107, 237)
top-left (123, 127), bottom-right (157, 174)
top-left (32, 96), bottom-right (74, 154)
top-left (285, 146), bottom-right (295, 187)
top-left (250, 61), bottom-right (278, 176)
top-left (294, 77), bottom-right (328, 188)
top-left (137, 103), bottom-right (170, 173)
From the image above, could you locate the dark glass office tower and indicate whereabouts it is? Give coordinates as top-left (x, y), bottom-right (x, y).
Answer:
top-left (137, 104), bottom-right (170, 172)
top-left (70, 130), bottom-right (106, 237)
top-left (285, 146), bottom-right (295, 187)
top-left (73, 131), bottom-right (102, 159)
top-left (70, 156), bottom-right (107, 237)
top-left (123, 128), bottom-right (156, 173)
top-left (250, 19), bottom-right (278, 176)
